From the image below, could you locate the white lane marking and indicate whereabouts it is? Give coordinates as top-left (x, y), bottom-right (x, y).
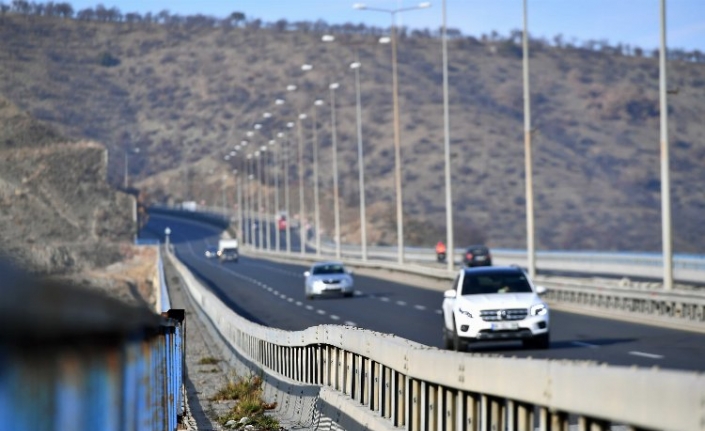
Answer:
top-left (414, 305), bottom-right (426, 311)
top-left (344, 321), bottom-right (357, 327)
top-left (287, 298), bottom-right (294, 303)
top-left (380, 297), bottom-right (390, 302)
top-left (572, 341), bottom-right (599, 349)
top-left (435, 310), bottom-right (443, 315)
top-left (317, 309), bottom-right (326, 315)
top-left (295, 301), bottom-right (303, 306)
top-left (629, 351), bottom-right (664, 359)
top-left (305, 305), bottom-right (314, 311)
top-left (396, 300), bottom-right (407, 306)
top-left (330, 315), bottom-right (340, 321)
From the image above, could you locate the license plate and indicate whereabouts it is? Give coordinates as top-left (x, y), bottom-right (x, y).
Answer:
top-left (476, 256), bottom-right (486, 261)
top-left (491, 322), bottom-right (518, 330)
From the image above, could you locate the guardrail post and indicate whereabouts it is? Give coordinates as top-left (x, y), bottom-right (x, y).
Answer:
top-left (381, 365), bottom-right (390, 418)
top-left (490, 397), bottom-right (503, 431)
top-left (345, 351), bottom-right (353, 395)
top-left (422, 383), bottom-right (435, 431)
top-left (550, 411), bottom-right (569, 431)
top-left (394, 371), bottom-right (405, 427)
top-left (506, 400), bottom-right (516, 431)
top-left (408, 378), bottom-right (420, 431)
top-left (517, 403), bottom-right (533, 431)
top-left (335, 347), bottom-right (343, 391)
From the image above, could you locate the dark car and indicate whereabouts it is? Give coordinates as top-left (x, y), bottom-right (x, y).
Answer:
top-left (219, 248), bottom-right (239, 263)
top-left (462, 245), bottom-right (492, 267)
top-left (204, 246), bottom-right (219, 258)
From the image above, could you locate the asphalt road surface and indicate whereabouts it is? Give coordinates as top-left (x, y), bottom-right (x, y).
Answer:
top-left (143, 213), bottom-right (705, 373)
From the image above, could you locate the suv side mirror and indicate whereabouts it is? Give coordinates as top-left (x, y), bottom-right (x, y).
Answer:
top-left (535, 285), bottom-right (547, 295)
top-left (304, 271), bottom-right (310, 277)
top-left (444, 289), bottom-right (457, 299)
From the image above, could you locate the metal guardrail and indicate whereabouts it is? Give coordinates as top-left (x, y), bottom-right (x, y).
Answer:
top-left (167, 246), bottom-right (705, 431)
top-left (0, 256), bottom-right (185, 431)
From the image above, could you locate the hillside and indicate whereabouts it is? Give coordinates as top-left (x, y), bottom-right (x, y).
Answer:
top-left (0, 95), bottom-right (136, 274)
top-left (1, 12), bottom-right (704, 253)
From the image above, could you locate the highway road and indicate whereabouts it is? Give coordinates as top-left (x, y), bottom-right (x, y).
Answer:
top-left (143, 213), bottom-right (705, 373)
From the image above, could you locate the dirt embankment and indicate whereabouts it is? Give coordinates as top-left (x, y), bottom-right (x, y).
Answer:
top-left (0, 95), bottom-right (152, 306)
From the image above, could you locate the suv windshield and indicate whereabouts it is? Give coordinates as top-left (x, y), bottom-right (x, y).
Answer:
top-left (461, 270), bottom-right (532, 295)
top-left (312, 264), bottom-right (345, 275)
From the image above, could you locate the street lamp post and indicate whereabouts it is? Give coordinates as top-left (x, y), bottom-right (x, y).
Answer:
top-left (659, 0), bottom-right (673, 290)
top-left (285, 123), bottom-right (295, 253)
top-left (350, 61), bottom-right (368, 262)
top-left (354, 1), bottom-right (431, 264)
top-left (256, 150), bottom-right (264, 250)
top-left (262, 145), bottom-right (271, 251)
top-left (297, 113), bottom-right (307, 255)
top-left (522, 0), bottom-right (536, 279)
top-left (269, 138), bottom-right (284, 252)
top-left (329, 82), bottom-right (342, 259)
top-left (235, 168), bottom-right (242, 247)
top-left (441, 0), bottom-right (454, 272)
top-left (246, 153), bottom-right (253, 246)
top-left (221, 174), bottom-right (227, 215)
top-left (312, 99), bottom-right (324, 257)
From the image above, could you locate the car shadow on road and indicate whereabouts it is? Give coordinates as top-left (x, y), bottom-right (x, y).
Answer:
top-left (465, 337), bottom-right (636, 353)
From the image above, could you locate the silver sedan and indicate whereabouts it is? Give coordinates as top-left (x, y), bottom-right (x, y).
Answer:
top-left (304, 261), bottom-right (354, 299)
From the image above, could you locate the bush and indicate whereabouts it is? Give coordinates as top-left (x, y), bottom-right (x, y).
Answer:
top-left (99, 51), bottom-right (120, 67)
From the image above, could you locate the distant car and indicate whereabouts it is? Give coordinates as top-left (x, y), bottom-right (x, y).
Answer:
top-left (204, 246), bottom-right (219, 258)
top-left (304, 261), bottom-right (354, 299)
top-left (462, 245), bottom-right (492, 267)
top-left (218, 247), bottom-right (239, 263)
top-left (441, 266), bottom-right (549, 351)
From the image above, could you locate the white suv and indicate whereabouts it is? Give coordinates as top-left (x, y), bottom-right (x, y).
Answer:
top-left (442, 266), bottom-right (549, 351)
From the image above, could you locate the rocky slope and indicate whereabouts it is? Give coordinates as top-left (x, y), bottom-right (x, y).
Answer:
top-left (0, 96), bottom-right (136, 275)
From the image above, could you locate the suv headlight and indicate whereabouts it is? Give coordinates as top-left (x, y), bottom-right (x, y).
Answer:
top-left (458, 307), bottom-right (473, 318)
top-left (530, 303), bottom-right (548, 316)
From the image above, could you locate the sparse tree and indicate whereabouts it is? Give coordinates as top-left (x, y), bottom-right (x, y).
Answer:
top-left (76, 7), bottom-right (95, 20)
top-left (12, 0), bottom-right (30, 14)
top-left (228, 11), bottom-right (245, 27)
top-left (55, 2), bottom-right (73, 18)
top-left (553, 34), bottom-right (563, 48)
top-left (273, 18), bottom-right (287, 32)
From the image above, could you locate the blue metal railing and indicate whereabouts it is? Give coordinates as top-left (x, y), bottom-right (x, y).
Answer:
top-left (0, 257), bottom-right (184, 431)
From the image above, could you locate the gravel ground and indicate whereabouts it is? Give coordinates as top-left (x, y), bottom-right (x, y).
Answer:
top-left (163, 255), bottom-right (240, 431)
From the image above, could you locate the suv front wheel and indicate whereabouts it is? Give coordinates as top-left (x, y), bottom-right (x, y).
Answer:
top-left (443, 318), bottom-right (468, 352)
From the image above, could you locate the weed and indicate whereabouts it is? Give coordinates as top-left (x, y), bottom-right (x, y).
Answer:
top-left (198, 357), bottom-right (220, 365)
top-left (212, 374), bottom-right (262, 401)
top-left (215, 374), bottom-right (279, 430)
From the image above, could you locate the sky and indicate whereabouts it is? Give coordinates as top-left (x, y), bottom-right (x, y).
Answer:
top-left (63, 0), bottom-right (705, 52)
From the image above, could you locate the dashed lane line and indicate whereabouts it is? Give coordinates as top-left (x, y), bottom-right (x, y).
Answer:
top-left (629, 351), bottom-right (664, 359)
